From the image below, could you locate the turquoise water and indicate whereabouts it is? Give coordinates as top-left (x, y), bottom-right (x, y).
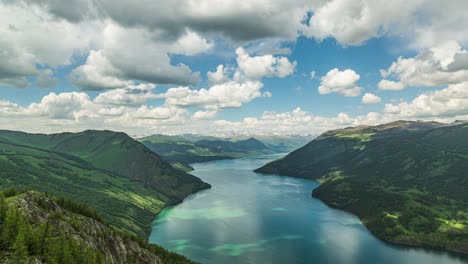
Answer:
top-left (149, 155), bottom-right (468, 264)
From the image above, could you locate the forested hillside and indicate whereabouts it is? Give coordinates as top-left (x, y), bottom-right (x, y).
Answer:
top-left (0, 130), bottom-right (210, 236)
top-left (0, 189), bottom-right (196, 264)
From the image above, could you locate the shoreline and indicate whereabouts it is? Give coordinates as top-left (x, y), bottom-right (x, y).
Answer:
top-left (254, 168), bottom-right (468, 258)
top-left (146, 174), bottom-right (212, 240)
top-left (310, 190), bottom-right (468, 259)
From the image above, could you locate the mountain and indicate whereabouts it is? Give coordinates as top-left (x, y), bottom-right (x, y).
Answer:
top-left (452, 120), bottom-right (468, 126)
top-left (0, 130), bottom-right (210, 236)
top-left (228, 134), bottom-right (314, 152)
top-left (139, 135), bottom-right (275, 164)
top-left (256, 121), bottom-right (468, 254)
top-left (138, 134), bottom-right (220, 143)
top-left (0, 190), bottom-right (196, 264)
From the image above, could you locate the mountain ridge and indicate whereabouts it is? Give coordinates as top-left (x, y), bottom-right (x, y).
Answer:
top-left (139, 134), bottom-right (279, 164)
top-left (0, 129), bottom-right (210, 237)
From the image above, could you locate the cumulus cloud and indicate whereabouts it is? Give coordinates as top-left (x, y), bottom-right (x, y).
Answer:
top-left (94, 83), bottom-right (157, 106)
top-left (17, 0), bottom-right (316, 42)
top-left (380, 41), bottom-right (468, 88)
top-left (211, 107), bottom-right (387, 135)
top-left (170, 29), bottom-right (214, 56)
top-left (362, 93), bottom-right (381, 104)
top-left (0, 4), bottom-right (99, 88)
top-left (318, 68), bottom-right (362, 97)
top-left (378, 80), bottom-right (405, 91)
top-left (28, 92), bottom-right (92, 120)
top-left (207, 65), bottom-right (230, 85)
top-left (234, 48), bottom-right (297, 81)
top-left (192, 110), bottom-right (218, 120)
top-left (304, 0), bottom-right (423, 46)
top-left (384, 82), bottom-right (468, 118)
top-left (161, 81), bottom-right (264, 110)
top-left (160, 48), bottom-right (295, 110)
top-left (304, 0), bottom-right (468, 48)
top-left (21, 0), bottom-right (468, 49)
top-left (70, 23), bottom-right (202, 90)
top-left (36, 69), bottom-right (58, 88)
top-left (0, 90), bottom-right (189, 133)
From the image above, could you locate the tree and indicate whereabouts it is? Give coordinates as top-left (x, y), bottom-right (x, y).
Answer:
top-left (11, 224), bottom-right (28, 264)
top-left (2, 207), bottom-right (19, 247)
top-left (0, 195), bottom-right (6, 226)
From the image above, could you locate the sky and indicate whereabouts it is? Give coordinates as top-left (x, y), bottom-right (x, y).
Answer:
top-left (1, 0), bottom-right (468, 136)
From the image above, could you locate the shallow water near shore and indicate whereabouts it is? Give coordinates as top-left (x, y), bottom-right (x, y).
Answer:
top-left (149, 154), bottom-right (467, 264)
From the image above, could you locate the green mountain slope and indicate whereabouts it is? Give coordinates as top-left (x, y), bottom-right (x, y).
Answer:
top-left (0, 190), bottom-right (196, 264)
top-left (0, 130), bottom-right (210, 237)
top-left (0, 130), bottom-right (209, 202)
top-left (256, 121), bottom-right (468, 254)
top-left (140, 135), bottom-right (275, 164)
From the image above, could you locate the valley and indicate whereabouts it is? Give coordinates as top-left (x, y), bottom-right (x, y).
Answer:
top-left (138, 134), bottom-right (311, 165)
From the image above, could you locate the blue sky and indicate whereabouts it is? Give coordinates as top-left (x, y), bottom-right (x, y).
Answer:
top-left (1, 1), bottom-right (467, 135)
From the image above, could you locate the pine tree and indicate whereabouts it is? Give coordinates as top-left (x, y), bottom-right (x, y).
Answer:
top-left (2, 207), bottom-right (19, 248)
top-left (0, 195), bottom-right (6, 226)
top-left (40, 218), bottom-right (50, 255)
top-left (11, 224), bottom-right (28, 264)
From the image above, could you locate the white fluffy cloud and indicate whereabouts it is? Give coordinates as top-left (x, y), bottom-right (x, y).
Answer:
top-left (318, 68), bottom-right (362, 97)
top-left (192, 110), bottom-right (218, 120)
top-left (305, 0), bottom-right (468, 48)
top-left (305, 0), bottom-right (417, 45)
top-left (170, 29), bottom-right (214, 56)
top-left (210, 107), bottom-right (386, 135)
top-left (25, 92), bottom-right (92, 120)
top-left (378, 80), bottom-right (405, 91)
top-left (207, 65), bottom-right (230, 85)
top-left (161, 81), bottom-right (264, 110)
top-left (362, 93), bottom-right (381, 104)
top-left (161, 48), bottom-right (295, 110)
top-left (384, 82), bottom-right (468, 118)
top-left (234, 48), bottom-right (297, 81)
top-left (0, 4), bottom-right (99, 88)
top-left (94, 83), bottom-right (157, 106)
top-left (20, 0), bottom-right (468, 49)
top-left (70, 23), bottom-right (203, 90)
top-left (380, 41), bottom-right (468, 89)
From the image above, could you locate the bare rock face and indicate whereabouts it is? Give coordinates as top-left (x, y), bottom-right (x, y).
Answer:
top-left (13, 192), bottom-right (163, 264)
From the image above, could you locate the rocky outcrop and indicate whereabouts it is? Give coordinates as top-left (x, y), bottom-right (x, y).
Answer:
top-left (10, 192), bottom-right (168, 264)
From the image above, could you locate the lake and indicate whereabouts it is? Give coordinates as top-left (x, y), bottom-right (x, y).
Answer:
top-left (149, 154), bottom-right (468, 264)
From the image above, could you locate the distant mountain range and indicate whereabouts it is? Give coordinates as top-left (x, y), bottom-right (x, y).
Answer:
top-left (0, 129), bottom-right (209, 237)
top-left (227, 134), bottom-right (314, 152)
top-left (256, 120), bottom-right (468, 254)
top-left (139, 134), bottom-right (312, 165)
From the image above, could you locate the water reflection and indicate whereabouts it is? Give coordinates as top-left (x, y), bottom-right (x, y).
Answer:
top-left (149, 155), bottom-right (468, 264)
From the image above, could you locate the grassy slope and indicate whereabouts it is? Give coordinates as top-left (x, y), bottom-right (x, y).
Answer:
top-left (256, 121), bottom-right (468, 254)
top-left (140, 135), bottom-right (275, 164)
top-left (0, 190), bottom-right (197, 264)
top-left (0, 130), bottom-right (210, 237)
